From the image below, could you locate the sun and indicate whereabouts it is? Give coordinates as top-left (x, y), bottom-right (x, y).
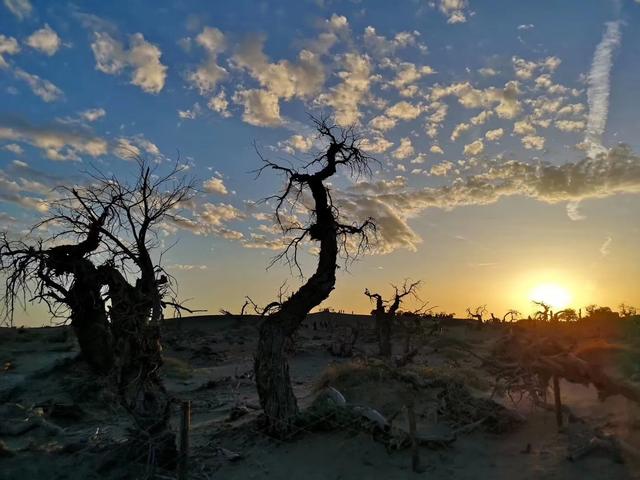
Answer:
top-left (529, 283), bottom-right (572, 310)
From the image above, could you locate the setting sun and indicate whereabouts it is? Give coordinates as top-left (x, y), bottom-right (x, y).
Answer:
top-left (529, 283), bottom-right (572, 310)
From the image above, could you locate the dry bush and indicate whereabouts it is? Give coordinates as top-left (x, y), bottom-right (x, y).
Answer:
top-left (161, 356), bottom-right (194, 380)
top-left (313, 361), bottom-right (521, 433)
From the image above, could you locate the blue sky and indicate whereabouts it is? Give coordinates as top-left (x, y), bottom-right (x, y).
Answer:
top-left (1, 0), bottom-right (640, 324)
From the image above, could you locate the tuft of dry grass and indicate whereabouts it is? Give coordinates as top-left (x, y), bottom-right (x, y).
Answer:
top-left (314, 360), bottom-right (490, 394)
top-left (162, 356), bottom-right (194, 380)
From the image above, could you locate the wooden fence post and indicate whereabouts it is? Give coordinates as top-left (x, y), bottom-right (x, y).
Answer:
top-left (552, 375), bottom-right (562, 430)
top-left (178, 400), bottom-right (191, 480)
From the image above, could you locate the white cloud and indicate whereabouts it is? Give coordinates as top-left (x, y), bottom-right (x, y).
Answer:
top-left (478, 67), bottom-right (498, 77)
top-left (203, 177), bottom-right (229, 195)
top-left (513, 119), bottom-right (536, 136)
top-left (91, 31), bottom-right (167, 94)
top-left (114, 134), bottom-right (160, 160)
top-left (521, 135), bottom-right (545, 150)
top-left (178, 102), bottom-right (202, 120)
top-left (80, 108), bottom-right (106, 122)
top-left (26, 24), bottom-right (61, 56)
top-left (451, 122), bottom-right (470, 141)
top-left (188, 27), bottom-right (227, 94)
top-left (385, 100), bottom-right (422, 120)
top-left (0, 34), bottom-right (20, 69)
top-left (392, 137), bottom-right (414, 160)
top-left (485, 128), bottom-right (504, 141)
top-left (566, 201), bottom-right (585, 221)
top-left (430, 81), bottom-right (521, 119)
top-left (13, 68), bottom-right (63, 102)
top-left (600, 236), bottom-right (612, 256)
top-left (207, 89), bottom-right (231, 117)
top-left (0, 117), bottom-right (108, 161)
top-left (3, 0), bottom-right (31, 20)
top-left (437, 0), bottom-right (470, 24)
top-left (555, 120), bottom-right (585, 132)
top-left (319, 53), bottom-right (371, 125)
top-left (512, 56), bottom-right (561, 80)
top-left (283, 134), bottom-right (313, 153)
top-left (233, 89), bottom-right (281, 127)
top-left (463, 139), bottom-right (484, 156)
top-left (429, 160), bottom-right (454, 176)
top-left (2, 143), bottom-right (23, 154)
top-left (337, 145), bottom-right (640, 253)
top-left (234, 33), bottom-right (325, 101)
top-left (585, 21), bottom-right (621, 157)
top-left (369, 115), bottom-right (397, 131)
top-left (360, 135), bottom-right (393, 153)
top-left (363, 26), bottom-right (422, 57)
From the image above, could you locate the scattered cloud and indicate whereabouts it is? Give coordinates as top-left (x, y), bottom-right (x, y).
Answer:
top-left (3, 0), bottom-right (32, 20)
top-left (334, 145), bottom-right (640, 253)
top-left (392, 137), bottom-right (414, 160)
top-left (599, 235), bottom-right (612, 256)
top-left (26, 24), bottom-right (61, 56)
top-left (91, 31), bottom-right (168, 94)
top-left (0, 34), bottom-right (20, 69)
top-left (485, 128), bottom-right (504, 141)
top-left (566, 201), bottom-right (585, 221)
top-left (187, 27), bottom-right (227, 94)
top-left (203, 176), bottom-right (229, 195)
top-left (80, 108), bottom-right (106, 122)
top-left (233, 88), bottom-right (281, 127)
top-left (13, 68), bottom-right (63, 102)
top-left (463, 139), bottom-right (484, 156)
top-left (436, 0), bottom-right (471, 24)
top-left (319, 53), bottom-right (372, 125)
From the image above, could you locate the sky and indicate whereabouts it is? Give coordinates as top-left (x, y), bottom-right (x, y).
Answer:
top-left (1, 0), bottom-right (639, 325)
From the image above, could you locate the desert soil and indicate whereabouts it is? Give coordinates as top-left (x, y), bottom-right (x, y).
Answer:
top-left (1, 313), bottom-right (640, 479)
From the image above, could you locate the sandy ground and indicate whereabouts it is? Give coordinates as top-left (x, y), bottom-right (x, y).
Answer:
top-left (1, 314), bottom-right (640, 479)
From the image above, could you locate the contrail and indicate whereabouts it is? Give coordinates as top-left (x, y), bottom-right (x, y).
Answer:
top-left (585, 21), bottom-right (621, 157)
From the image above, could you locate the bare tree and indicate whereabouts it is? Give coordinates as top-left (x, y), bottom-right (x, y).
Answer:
top-left (502, 309), bottom-right (521, 323)
top-left (1, 157), bottom-right (196, 464)
top-left (532, 300), bottom-right (551, 322)
top-left (364, 280), bottom-right (421, 357)
top-left (0, 212), bottom-right (115, 372)
top-left (466, 305), bottom-right (487, 326)
top-left (619, 303), bottom-right (638, 318)
top-left (252, 118), bottom-right (375, 437)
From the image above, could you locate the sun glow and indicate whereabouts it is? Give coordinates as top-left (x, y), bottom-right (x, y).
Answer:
top-left (529, 283), bottom-right (572, 310)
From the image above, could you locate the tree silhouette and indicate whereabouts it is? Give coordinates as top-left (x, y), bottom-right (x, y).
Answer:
top-left (502, 309), bottom-right (521, 323)
top-left (364, 280), bottom-right (421, 356)
top-left (0, 157), bottom-right (196, 464)
top-left (252, 117), bottom-right (375, 437)
top-left (466, 305), bottom-right (487, 326)
top-left (532, 300), bottom-right (551, 322)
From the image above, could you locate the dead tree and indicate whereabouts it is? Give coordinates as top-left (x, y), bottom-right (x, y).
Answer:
top-left (252, 118), bottom-right (375, 437)
top-left (502, 309), bottom-right (521, 323)
top-left (619, 303), bottom-right (638, 318)
top-left (65, 158), bottom-right (195, 461)
top-left (0, 212), bottom-right (115, 373)
top-left (532, 300), bottom-right (551, 322)
top-left (466, 305), bottom-right (487, 326)
top-left (364, 280), bottom-right (421, 357)
top-left (1, 157), bottom-right (195, 466)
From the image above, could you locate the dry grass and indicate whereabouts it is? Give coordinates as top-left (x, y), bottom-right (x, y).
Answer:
top-left (162, 356), bottom-right (193, 380)
top-left (314, 360), bottom-right (490, 395)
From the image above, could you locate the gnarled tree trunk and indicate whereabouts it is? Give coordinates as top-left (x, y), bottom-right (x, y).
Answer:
top-left (67, 272), bottom-right (113, 374)
top-left (255, 177), bottom-right (338, 437)
top-left (103, 267), bottom-right (176, 467)
top-left (378, 312), bottom-right (393, 357)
